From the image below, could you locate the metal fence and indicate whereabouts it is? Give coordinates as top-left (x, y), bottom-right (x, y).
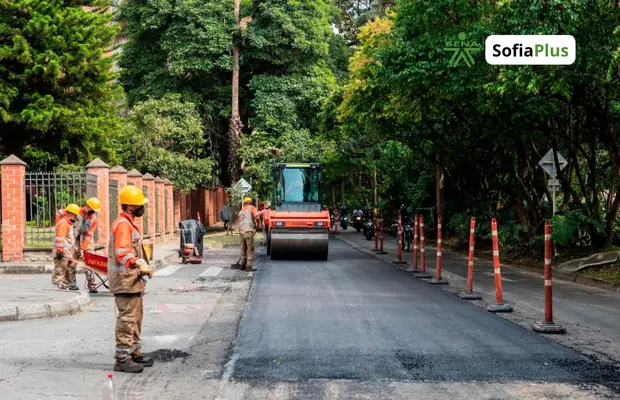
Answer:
top-left (25, 172), bottom-right (95, 247)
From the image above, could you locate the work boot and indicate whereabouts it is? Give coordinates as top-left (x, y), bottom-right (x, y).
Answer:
top-left (52, 284), bottom-right (67, 291)
top-left (132, 352), bottom-right (154, 367)
top-left (245, 267), bottom-right (256, 272)
top-left (89, 288), bottom-right (99, 294)
top-left (114, 358), bottom-right (144, 373)
top-left (68, 285), bottom-right (80, 291)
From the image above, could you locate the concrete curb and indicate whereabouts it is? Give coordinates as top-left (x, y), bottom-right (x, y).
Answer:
top-left (0, 292), bottom-right (92, 322)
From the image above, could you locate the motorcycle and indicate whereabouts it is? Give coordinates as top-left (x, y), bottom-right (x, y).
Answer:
top-left (353, 214), bottom-right (363, 232)
top-left (340, 215), bottom-right (349, 230)
top-left (363, 217), bottom-right (374, 240)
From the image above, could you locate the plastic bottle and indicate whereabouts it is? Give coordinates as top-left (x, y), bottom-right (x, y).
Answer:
top-left (102, 373), bottom-right (115, 400)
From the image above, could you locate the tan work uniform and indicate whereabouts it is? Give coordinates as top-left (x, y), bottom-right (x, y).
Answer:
top-left (238, 205), bottom-right (259, 270)
top-left (109, 213), bottom-right (146, 362)
top-left (52, 216), bottom-right (75, 287)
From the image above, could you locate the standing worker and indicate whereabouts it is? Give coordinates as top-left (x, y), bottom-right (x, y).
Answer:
top-left (109, 186), bottom-right (154, 373)
top-left (219, 202), bottom-right (232, 235)
top-left (56, 198), bottom-right (102, 291)
top-left (52, 204), bottom-right (81, 290)
top-left (231, 197), bottom-right (266, 271)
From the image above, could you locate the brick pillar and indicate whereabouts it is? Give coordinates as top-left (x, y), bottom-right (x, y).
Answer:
top-left (1, 155), bottom-right (27, 261)
top-left (109, 165), bottom-right (127, 213)
top-left (86, 158), bottom-right (110, 249)
top-left (174, 190), bottom-right (181, 231)
top-left (155, 177), bottom-right (165, 242)
top-left (126, 169), bottom-right (144, 234)
top-left (142, 173), bottom-right (155, 240)
top-left (203, 189), bottom-right (210, 226)
top-left (164, 179), bottom-right (174, 236)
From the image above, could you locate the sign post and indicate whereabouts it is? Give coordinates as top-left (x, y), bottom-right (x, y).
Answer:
top-left (235, 178), bottom-right (252, 194)
top-left (538, 149), bottom-right (567, 215)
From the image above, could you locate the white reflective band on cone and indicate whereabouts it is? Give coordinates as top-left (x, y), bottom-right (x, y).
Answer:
top-left (544, 234), bottom-right (552, 240)
top-left (494, 268), bottom-right (501, 274)
top-left (493, 250), bottom-right (499, 257)
top-left (545, 279), bottom-right (552, 286)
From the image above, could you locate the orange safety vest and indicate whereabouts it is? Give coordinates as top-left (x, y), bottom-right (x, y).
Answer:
top-left (108, 213), bottom-right (144, 294)
top-left (54, 216), bottom-right (75, 254)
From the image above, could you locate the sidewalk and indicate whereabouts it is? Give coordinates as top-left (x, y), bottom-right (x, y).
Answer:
top-left (0, 240), bottom-right (180, 321)
top-left (335, 230), bottom-right (620, 363)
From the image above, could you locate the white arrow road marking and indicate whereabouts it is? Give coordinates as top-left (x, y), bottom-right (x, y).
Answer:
top-left (199, 267), bottom-right (223, 278)
top-left (483, 271), bottom-right (518, 282)
top-left (153, 265), bottom-right (184, 276)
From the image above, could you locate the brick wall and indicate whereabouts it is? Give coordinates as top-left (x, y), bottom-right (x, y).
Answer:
top-left (87, 159), bottom-right (110, 249)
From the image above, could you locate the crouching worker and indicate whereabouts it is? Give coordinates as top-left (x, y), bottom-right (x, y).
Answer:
top-left (52, 204), bottom-right (81, 290)
top-left (109, 186), bottom-right (154, 373)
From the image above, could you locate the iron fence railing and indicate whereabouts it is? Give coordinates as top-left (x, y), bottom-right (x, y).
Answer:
top-left (25, 172), bottom-right (92, 247)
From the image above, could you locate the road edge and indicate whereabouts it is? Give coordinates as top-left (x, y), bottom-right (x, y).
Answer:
top-left (0, 291), bottom-right (92, 322)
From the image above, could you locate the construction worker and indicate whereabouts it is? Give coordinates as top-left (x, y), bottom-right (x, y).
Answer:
top-left (109, 185), bottom-right (154, 373)
top-left (52, 204), bottom-right (81, 290)
top-left (55, 198), bottom-right (102, 291)
top-left (231, 197), bottom-right (263, 271)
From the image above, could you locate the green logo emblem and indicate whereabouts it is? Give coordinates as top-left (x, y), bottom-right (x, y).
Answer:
top-left (444, 32), bottom-right (482, 68)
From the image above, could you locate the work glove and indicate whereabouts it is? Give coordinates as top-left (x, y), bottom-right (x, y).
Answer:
top-left (136, 258), bottom-right (152, 279)
top-left (54, 251), bottom-right (65, 260)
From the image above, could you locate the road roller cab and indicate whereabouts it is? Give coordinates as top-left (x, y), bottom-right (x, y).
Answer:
top-left (266, 163), bottom-right (331, 260)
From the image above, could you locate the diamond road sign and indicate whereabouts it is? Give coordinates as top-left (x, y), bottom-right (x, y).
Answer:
top-left (235, 178), bottom-right (252, 194)
top-left (538, 149), bottom-right (567, 177)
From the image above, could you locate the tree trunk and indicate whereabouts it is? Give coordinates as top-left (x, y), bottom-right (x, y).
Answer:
top-left (436, 152), bottom-right (445, 219)
top-left (227, 0), bottom-right (243, 185)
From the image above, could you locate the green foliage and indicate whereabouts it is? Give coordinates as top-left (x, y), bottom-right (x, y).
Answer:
top-left (552, 211), bottom-right (604, 247)
top-left (118, 95), bottom-right (213, 190)
top-left (0, 0), bottom-right (122, 164)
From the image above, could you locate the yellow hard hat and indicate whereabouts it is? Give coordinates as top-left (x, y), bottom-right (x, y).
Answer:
top-left (86, 197), bottom-right (101, 212)
top-left (119, 185), bottom-right (148, 206)
top-left (65, 204), bottom-right (81, 216)
top-left (243, 197), bottom-right (252, 204)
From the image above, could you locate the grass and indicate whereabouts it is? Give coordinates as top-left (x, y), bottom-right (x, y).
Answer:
top-left (582, 265), bottom-right (620, 285)
top-left (204, 232), bottom-right (265, 247)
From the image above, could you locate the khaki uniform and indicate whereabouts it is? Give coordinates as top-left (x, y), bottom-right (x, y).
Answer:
top-left (52, 217), bottom-right (75, 287)
top-left (238, 205), bottom-right (257, 270)
top-left (109, 213), bottom-right (145, 361)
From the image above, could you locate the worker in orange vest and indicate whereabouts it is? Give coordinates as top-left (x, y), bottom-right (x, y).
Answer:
top-left (109, 186), bottom-right (153, 373)
top-left (52, 204), bottom-right (81, 290)
top-left (56, 197), bottom-right (101, 291)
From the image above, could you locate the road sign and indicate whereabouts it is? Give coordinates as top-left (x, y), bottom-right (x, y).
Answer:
top-left (235, 178), bottom-right (252, 193)
top-left (538, 149), bottom-right (567, 177)
top-left (548, 179), bottom-right (561, 189)
top-left (538, 149), bottom-right (567, 216)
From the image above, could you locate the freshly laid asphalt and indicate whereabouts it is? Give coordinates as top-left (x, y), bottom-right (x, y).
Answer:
top-left (232, 238), bottom-right (613, 384)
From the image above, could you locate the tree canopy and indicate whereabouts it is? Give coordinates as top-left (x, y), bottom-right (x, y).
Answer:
top-left (0, 0), bottom-right (122, 167)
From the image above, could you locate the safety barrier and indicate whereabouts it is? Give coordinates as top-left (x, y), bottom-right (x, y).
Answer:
top-left (533, 220), bottom-right (566, 333)
top-left (372, 213), bottom-right (379, 251)
top-left (411, 215), bottom-right (420, 272)
top-left (377, 216), bottom-right (387, 254)
top-left (458, 217), bottom-right (481, 299)
top-left (393, 215), bottom-right (407, 265)
top-left (414, 215), bottom-right (432, 278)
top-left (430, 216), bottom-right (448, 284)
top-left (487, 218), bottom-right (513, 313)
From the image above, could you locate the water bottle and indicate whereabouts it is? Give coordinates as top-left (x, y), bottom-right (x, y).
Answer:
top-left (102, 373), bottom-right (115, 400)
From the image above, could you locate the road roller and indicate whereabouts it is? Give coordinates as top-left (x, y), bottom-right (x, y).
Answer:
top-left (265, 163), bottom-right (330, 260)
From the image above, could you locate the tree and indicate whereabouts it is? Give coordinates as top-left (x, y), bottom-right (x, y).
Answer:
top-left (118, 94), bottom-right (213, 191)
top-left (0, 0), bottom-right (122, 165)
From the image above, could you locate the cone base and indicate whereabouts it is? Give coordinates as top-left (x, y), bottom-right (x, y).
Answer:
top-left (533, 322), bottom-right (566, 334)
top-left (487, 303), bottom-right (513, 313)
top-left (331, 232), bottom-right (341, 235)
top-left (414, 273), bottom-right (433, 279)
top-left (393, 260), bottom-right (407, 265)
top-left (429, 278), bottom-right (448, 285)
top-left (376, 251), bottom-right (387, 254)
top-left (409, 268), bottom-right (420, 273)
top-left (458, 292), bottom-right (482, 300)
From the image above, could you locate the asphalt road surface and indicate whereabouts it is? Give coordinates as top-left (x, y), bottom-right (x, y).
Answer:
top-left (1, 240), bottom-right (618, 399)
top-left (231, 238), bottom-right (616, 386)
